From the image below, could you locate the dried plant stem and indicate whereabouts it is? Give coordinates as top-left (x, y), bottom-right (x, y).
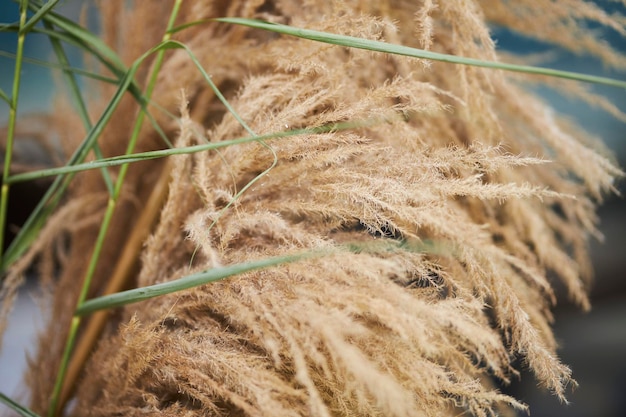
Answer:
top-left (0, 0), bottom-right (27, 258)
top-left (0, 51), bottom-right (116, 82)
top-left (47, 2), bottom-right (184, 415)
top-left (58, 160), bottom-right (172, 411)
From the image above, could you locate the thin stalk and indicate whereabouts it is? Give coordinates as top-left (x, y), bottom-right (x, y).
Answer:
top-left (75, 238), bottom-right (445, 315)
top-left (59, 160), bottom-right (172, 412)
top-left (42, 19), bottom-right (115, 195)
top-left (6, 120), bottom-right (372, 183)
top-left (47, 2), bottom-right (184, 415)
top-left (210, 18), bottom-right (626, 89)
top-left (0, 19), bottom-right (169, 274)
top-left (0, 392), bottom-right (40, 417)
top-left (22, 0), bottom-right (60, 34)
top-left (0, 0), bottom-right (28, 258)
top-left (0, 51), bottom-right (117, 82)
top-left (77, 251), bottom-right (325, 315)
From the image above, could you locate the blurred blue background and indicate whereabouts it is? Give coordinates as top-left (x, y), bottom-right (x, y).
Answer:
top-left (0, 1), bottom-right (625, 416)
top-left (0, 2), bottom-right (83, 122)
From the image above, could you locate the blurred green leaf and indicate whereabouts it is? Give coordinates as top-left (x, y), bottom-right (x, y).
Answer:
top-left (0, 88), bottom-right (10, 105)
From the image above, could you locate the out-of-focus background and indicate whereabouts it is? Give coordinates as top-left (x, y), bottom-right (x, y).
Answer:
top-left (1, 1), bottom-right (624, 416)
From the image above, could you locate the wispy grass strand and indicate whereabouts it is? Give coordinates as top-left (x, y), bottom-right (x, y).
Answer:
top-left (0, 0), bottom-right (28, 270)
top-left (210, 18), bottom-right (626, 89)
top-left (76, 252), bottom-right (321, 315)
top-left (0, 392), bottom-right (40, 417)
top-left (6, 121), bottom-right (368, 184)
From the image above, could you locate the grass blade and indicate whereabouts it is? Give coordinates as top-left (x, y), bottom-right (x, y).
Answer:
top-left (48, 3), bottom-right (185, 414)
top-left (76, 237), bottom-right (445, 316)
top-left (0, 0), bottom-right (28, 263)
top-left (21, 0), bottom-right (60, 34)
top-left (0, 51), bottom-right (117, 83)
top-left (213, 18), bottom-right (626, 89)
top-left (4, 120), bottom-right (369, 183)
top-left (76, 252), bottom-right (321, 315)
top-left (41, 17), bottom-right (115, 196)
top-left (0, 392), bottom-right (41, 417)
top-left (27, 4), bottom-right (127, 72)
top-left (0, 88), bottom-right (10, 105)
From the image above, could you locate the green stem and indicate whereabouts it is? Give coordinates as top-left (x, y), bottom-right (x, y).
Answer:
top-left (47, 1), bottom-right (184, 415)
top-left (21, 0), bottom-right (60, 34)
top-left (0, 0), bottom-right (28, 259)
top-left (212, 18), bottom-right (626, 89)
top-left (76, 252), bottom-right (320, 315)
top-left (0, 391), bottom-right (41, 417)
top-left (42, 19), bottom-right (115, 195)
top-left (5, 121), bottom-right (367, 183)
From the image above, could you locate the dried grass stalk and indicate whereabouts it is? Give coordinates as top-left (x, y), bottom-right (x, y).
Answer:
top-left (3, 0), bottom-right (624, 416)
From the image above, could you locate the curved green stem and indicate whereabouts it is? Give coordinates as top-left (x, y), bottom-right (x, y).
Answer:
top-left (0, 0), bottom-right (28, 262)
top-left (47, 2), bottom-right (184, 415)
top-left (211, 18), bottom-right (626, 89)
top-left (4, 121), bottom-right (367, 184)
top-left (42, 18), bottom-right (114, 195)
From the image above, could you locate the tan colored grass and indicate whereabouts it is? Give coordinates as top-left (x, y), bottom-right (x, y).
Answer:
top-left (2, 0), bottom-right (624, 416)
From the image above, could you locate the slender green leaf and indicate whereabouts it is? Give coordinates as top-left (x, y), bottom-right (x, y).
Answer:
top-left (5, 120), bottom-right (368, 184)
top-left (0, 23), bottom-right (119, 71)
top-left (75, 238), bottom-right (446, 316)
top-left (27, 4), bottom-right (127, 71)
top-left (0, 87), bottom-right (9, 105)
top-left (0, 392), bottom-right (40, 417)
top-left (41, 17), bottom-right (115, 196)
top-left (0, 68), bottom-right (133, 271)
top-left (213, 18), bottom-right (626, 89)
top-left (21, 0), bottom-right (60, 34)
top-left (0, 23), bottom-right (19, 32)
top-left (1, 15), bottom-right (126, 81)
top-left (76, 251), bottom-right (324, 315)
top-left (0, 51), bottom-right (117, 83)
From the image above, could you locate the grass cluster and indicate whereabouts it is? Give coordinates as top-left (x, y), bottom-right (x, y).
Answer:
top-left (0, 1), bottom-right (624, 416)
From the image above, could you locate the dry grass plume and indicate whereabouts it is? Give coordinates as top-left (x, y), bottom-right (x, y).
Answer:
top-left (2, 0), bottom-right (624, 416)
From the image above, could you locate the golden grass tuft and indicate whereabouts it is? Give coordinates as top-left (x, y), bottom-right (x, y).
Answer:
top-left (2, 0), bottom-right (624, 416)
